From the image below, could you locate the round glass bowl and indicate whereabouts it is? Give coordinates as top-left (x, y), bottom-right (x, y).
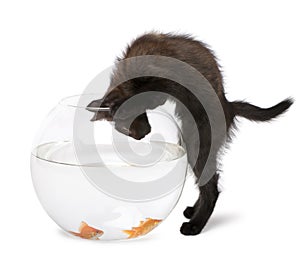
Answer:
top-left (31, 94), bottom-right (188, 240)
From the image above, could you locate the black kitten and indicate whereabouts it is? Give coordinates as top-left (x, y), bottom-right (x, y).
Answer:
top-left (88, 32), bottom-right (293, 236)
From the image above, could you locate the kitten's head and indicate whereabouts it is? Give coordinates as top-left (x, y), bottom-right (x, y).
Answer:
top-left (87, 81), bottom-right (153, 140)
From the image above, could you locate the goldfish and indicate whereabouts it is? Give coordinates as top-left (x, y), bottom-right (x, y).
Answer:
top-left (123, 218), bottom-right (162, 239)
top-left (69, 221), bottom-right (103, 240)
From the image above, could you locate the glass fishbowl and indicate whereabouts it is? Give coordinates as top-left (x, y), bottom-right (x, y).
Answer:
top-left (30, 94), bottom-right (188, 240)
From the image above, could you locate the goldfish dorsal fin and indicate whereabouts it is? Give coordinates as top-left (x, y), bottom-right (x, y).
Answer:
top-left (79, 221), bottom-right (88, 232)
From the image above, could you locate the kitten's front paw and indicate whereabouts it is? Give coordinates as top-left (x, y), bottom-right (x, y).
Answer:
top-left (180, 222), bottom-right (203, 236)
top-left (183, 206), bottom-right (195, 219)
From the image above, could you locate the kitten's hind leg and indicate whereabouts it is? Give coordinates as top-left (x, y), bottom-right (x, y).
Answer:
top-left (180, 173), bottom-right (220, 236)
top-left (183, 198), bottom-right (200, 219)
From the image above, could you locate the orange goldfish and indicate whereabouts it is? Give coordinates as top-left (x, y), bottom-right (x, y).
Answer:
top-left (69, 221), bottom-right (103, 240)
top-left (123, 218), bottom-right (162, 239)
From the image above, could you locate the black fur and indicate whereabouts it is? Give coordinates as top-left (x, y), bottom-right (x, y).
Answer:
top-left (88, 32), bottom-right (293, 236)
top-left (231, 99), bottom-right (293, 122)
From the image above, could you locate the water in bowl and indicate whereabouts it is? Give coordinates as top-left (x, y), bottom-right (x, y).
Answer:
top-left (31, 141), bottom-right (187, 240)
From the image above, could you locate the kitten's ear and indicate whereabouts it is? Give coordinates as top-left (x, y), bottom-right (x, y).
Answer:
top-left (88, 89), bottom-right (125, 109)
top-left (88, 89), bottom-right (121, 106)
top-left (87, 99), bottom-right (114, 122)
top-left (87, 99), bottom-right (103, 112)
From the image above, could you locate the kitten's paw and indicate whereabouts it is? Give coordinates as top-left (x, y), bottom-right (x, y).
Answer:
top-left (180, 222), bottom-right (203, 236)
top-left (183, 206), bottom-right (194, 219)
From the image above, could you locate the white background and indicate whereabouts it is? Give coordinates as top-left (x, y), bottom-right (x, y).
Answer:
top-left (1, 0), bottom-right (299, 255)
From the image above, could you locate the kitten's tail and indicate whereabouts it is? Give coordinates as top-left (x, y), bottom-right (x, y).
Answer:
top-left (231, 98), bottom-right (294, 121)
